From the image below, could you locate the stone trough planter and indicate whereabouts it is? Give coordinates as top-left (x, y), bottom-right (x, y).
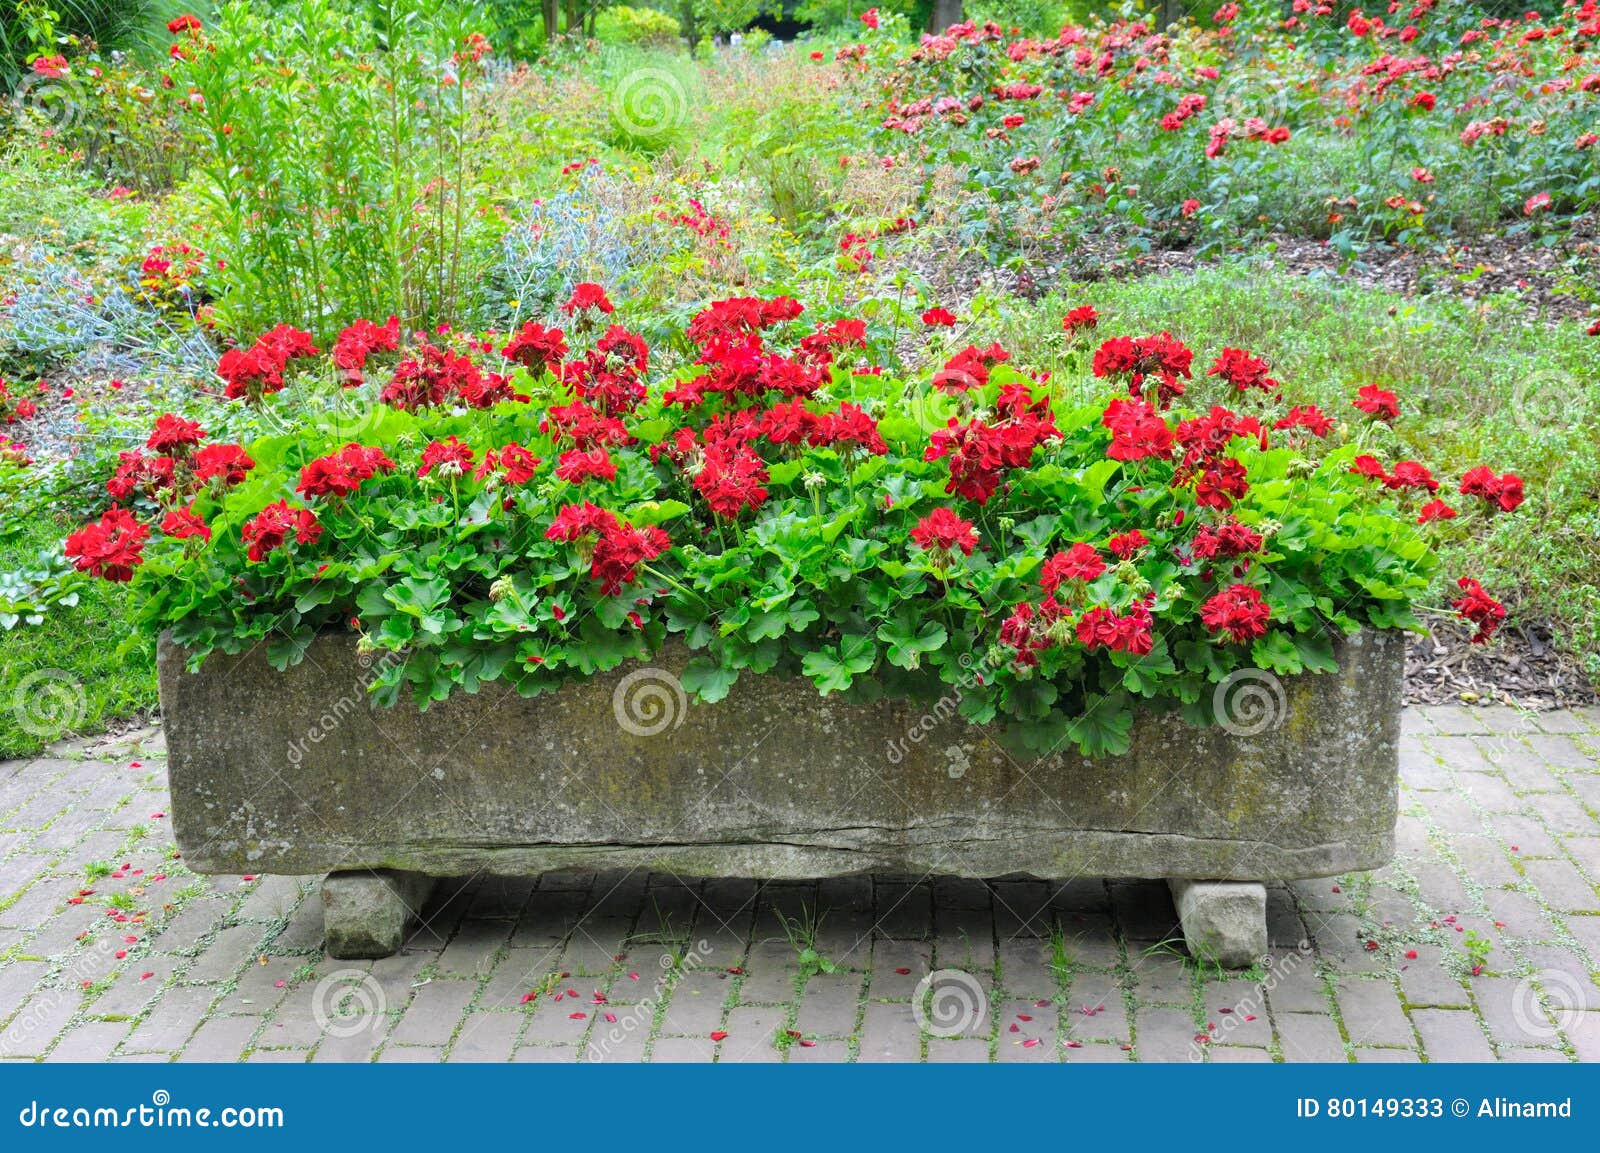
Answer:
top-left (157, 629), bottom-right (1402, 965)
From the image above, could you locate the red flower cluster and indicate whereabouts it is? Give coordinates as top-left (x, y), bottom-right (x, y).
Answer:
top-left (0, 377), bottom-right (39, 424)
top-left (1353, 384), bottom-right (1400, 422)
top-left (545, 503), bottom-right (669, 595)
top-left (501, 322), bottom-right (568, 376)
top-left (1061, 306), bottom-right (1099, 334)
top-left (1208, 348), bottom-right (1278, 394)
top-left (1092, 333), bottom-right (1194, 408)
top-left (927, 380), bottom-right (1058, 502)
top-left (297, 443), bottom-right (397, 499)
top-left (562, 282), bottom-right (615, 316)
top-left (241, 500), bottom-right (322, 563)
top-left (65, 509), bottom-right (149, 582)
top-left (911, 507), bottom-right (978, 556)
top-left (1452, 577), bottom-right (1506, 644)
top-left (218, 325), bottom-right (318, 402)
top-left (933, 343), bottom-right (1010, 394)
top-left (1040, 542), bottom-right (1105, 592)
top-left (382, 341), bottom-right (513, 411)
top-left (332, 316), bottom-right (400, 386)
top-left (1459, 466), bottom-right (1524, 513)
top-left (1200, 583), bottom-right (1271, 643)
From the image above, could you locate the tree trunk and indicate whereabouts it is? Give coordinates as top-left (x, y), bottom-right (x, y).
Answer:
top-left (930, 0), bottom-right (963, 34)
top-left (678, 0), bottom-right (698, 48)
top-left (565, 0), bottom-right (578, 38)
top-left (541, 0), bottom-right (559, 44)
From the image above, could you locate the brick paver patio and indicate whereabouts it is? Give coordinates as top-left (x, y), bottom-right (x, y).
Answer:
top-left (2, 706), bottom-right (1598, 1063)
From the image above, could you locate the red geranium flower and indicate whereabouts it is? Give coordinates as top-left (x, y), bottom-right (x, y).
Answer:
top-left (1350, 454), bottom-right (1387, 481)
top-left (192, 443), bottom-right (255, 487)
top-left (1062, 306), bottom-right (1099, 334)
top-left (590, 521), bottom-right (670, 595)
top-left (1107, 530), bottom-right (1148, 559)
top-left (921, 307), bottom-right (957, 327)
top-left (161, 504), bottom-right (211, 542)
top-left (332, 316), bottom-right (400, 385)
top-left (563, 282), bottom-right (615, 315)
top-left (1273, 405), bottom-right (1333, 437)
top-left (1207, 348), bottom-right (1278, 393)
top-left (555, 448), bottom-right (617, 485)
top-left (1384, 460), bottom-right (1438, 493)
top-left (1458, 466), bottom-right (1524, 512)
top-left (501, 321), bottom-right (568, 375)
top-left (1101, 396), bottom-right (1174, 462)
top-left (910, 508), bottom-right (978, 556)
top-left (1417, 499), bottom-right (1457, 524)
top-left (1353, 384), bottom-right (1400, 422)
top-left (241, 500), bottom-right (321, 562)
top-left (145, 413), bottom-right (207, 455)
top-left (1092, 333), bottom-right (1193, 408)
top-left (1200, 584), bottom-right (1271, 644)
top-left (1040, 543), bottom-right (1105, 592)
top-left (298, 443), bottom-right (396, 498)
top-left (418, 437), bottom-right (475, 479)
top-left (65, 509), bottom-right (150, 581)
top-left (1452, 577), bottom-right (1505, 644)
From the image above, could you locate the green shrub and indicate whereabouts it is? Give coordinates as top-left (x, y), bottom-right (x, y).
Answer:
top-left (595, 5), bottom-right (681, 47)
top-left (169, 0), bottom-right (505, 343)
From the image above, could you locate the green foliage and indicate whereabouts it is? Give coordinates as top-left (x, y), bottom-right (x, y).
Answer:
top-left (1, 0), bottom-right (168, 87)
top-left (595, 4), bottom-right (681, 46)
top-left (0, 515), bottom-right (156, 759)
top-left (170, 0), bottom-right (506, 342)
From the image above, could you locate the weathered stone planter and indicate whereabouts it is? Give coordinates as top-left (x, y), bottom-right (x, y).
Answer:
top-left (157, 630), bottom-right (1401, 964)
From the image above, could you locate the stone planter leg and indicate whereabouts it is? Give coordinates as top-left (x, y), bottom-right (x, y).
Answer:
top-left (1167, 879), bottom-right (1268, 969)
top-left (321, 870), bottom-right (436, 959)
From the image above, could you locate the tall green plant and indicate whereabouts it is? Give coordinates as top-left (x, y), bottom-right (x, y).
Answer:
top-left (172, 0), bottom-right (502, 343)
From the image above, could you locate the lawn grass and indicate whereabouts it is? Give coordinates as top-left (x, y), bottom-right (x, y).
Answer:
top-left (993, 263), bottom-right (1600, 675)
top-left (0, 516), bottom-right (156, 760)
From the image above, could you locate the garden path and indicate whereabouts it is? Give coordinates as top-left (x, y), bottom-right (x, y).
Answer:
top-left (2, 707), bottom-right (1597, 1063)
